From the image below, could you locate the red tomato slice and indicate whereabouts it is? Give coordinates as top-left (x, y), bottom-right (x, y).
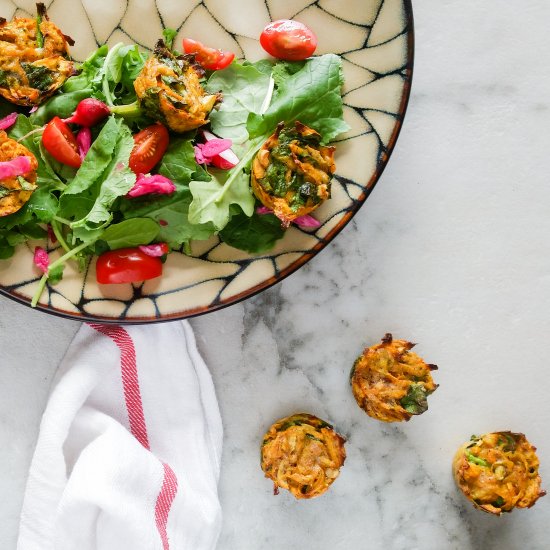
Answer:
top-left (182, 38), bottom-right (235, 70)
top-left (96, 248), bottom-right (163, 284)
top-left (260, 20), bottom-right (317, 61)
top-left (129, 123), bottom-right (169, 175)
top-left (42, 116), bottom-right (82, 168)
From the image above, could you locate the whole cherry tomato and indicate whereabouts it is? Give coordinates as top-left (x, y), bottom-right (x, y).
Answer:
top-left (42, 116), bottom-right (81, 168)
top-left (96, 247), bottom-right (163, 284)
top-left (129, 123), bottom-right (169, 175)
top-left (182, 38), bottom-right (235, 70)
top-left (260, 20), bottom-right (317, 61)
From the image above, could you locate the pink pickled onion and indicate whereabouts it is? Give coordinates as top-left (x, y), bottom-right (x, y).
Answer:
top-left (195, 130), bottom-right (239, 169)
top-left (138, 243), bottom-right (169, 257)
top-left (0, 112), bottom-right (17, 131)
top-left (127, 173), bottom-right (176, 198)
top-left (33, 247), bottom-right (49, 274)
top-left (0, 156), bottom-right (31, 180)
top-left (76, 127), bottom-right (92, 160)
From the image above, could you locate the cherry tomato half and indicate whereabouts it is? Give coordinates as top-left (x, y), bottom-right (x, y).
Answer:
top-left (129, 123), bottom-right (169, 175)
top-left (96, 248), bottom-right (163, 284)
top-left (42, 116), bottom-right (82, 168)
top-left (182, 38), bottom-right (235, 70)
top-left (260, 20), bottom-right (317, 61)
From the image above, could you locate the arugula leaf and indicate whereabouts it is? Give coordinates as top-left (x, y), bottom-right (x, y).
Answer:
top-left (188, 137), bottom-right (261, 230)
top-left (206, 61), bottom-right (271, 143)
top-left (101, 218), bottom-right (159, 249)
top-left (247, 54), bottom-right (349, 144)
top-left (60, 116), bottom-right (121, 201)
top-left (220, 210), bottom-right (284, 253)
top-left (71, 121), bottom-right (135, 234)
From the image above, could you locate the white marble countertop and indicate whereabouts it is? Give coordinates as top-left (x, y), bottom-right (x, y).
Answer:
top-left (2, 1), bottom-right (550, 548)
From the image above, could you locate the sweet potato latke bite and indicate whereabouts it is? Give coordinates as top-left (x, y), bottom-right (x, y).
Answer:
top-left (0, 3), bottom-right (74, 106)
top-left (251, 121), bottom-right (335, 227)
top-left (350, 333), bottom-right (438, 423)
top-left (134, 40), bottom-right (220, 133)
top-left (0, 130), bottom-right (38, 216)
top-left (453, 432), bottom-right (545, 515)
top-left (261, 413), bottom-right (346, 499)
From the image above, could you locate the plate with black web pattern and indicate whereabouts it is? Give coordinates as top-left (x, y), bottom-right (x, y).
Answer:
top-left (0, 0), bottom-right (413, 323)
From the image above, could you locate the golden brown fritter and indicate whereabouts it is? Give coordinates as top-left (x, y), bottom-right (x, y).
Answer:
top-left (350, 333), bottom-right (438, 423)
top-left (251, 121), bottom-right (335, 227)
top-left (261, 413), bottom-right (346, 499)
top-left (134, 40), bottom-right (219, 133)
top-left (0, 3), bottom-right (74, 106)
top-left (453, 432), bottom-right (545, 515)
top-left (0, 130), bottom-right (38, 216)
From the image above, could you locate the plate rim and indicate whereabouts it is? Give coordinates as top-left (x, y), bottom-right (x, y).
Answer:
top-left (0, 0), bottom-right (415, 325)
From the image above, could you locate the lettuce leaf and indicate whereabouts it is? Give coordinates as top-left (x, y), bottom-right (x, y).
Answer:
top-left (206, 61), bottom-right (271, 143)
top-left (220, 210), bottom-right (284, 253)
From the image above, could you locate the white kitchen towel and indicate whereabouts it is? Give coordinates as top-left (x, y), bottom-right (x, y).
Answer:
top-left (17, 321), bottom-right (223, 550)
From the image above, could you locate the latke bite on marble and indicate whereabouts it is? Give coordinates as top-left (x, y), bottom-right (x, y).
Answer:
top-left (452, 432), bottom-right (545, 515)
top-left (0, 3), bottom-right (74, 106)
top-left (350, 333), bottom-right (438, 422)
top-left (251, 121), bottom-right (335, 227)
top-left (260, 413), bottom-right (346, 499)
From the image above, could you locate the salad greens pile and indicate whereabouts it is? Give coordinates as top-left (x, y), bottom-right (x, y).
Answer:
top-left (0, 37), bottom-right (348, 303)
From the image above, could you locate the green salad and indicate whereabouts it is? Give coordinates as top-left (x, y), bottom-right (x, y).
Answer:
top-left (0, 12), bottom-right (348, 306)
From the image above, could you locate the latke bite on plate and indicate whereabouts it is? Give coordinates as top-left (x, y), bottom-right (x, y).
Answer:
top-left (251, 121), bottom-right (336, 227)
top-left (350, 333), bottom-right (438, 422)
top-left (0, 130), bottom-right (38, 217)
top-left (453, 432), bottom-right (545, 515)
top-left (134, 39), bottom-right (220, 133)
top-left (0, 3), bottom-right (74, 106)
top-left (260, 413), bottom-right (346, 499)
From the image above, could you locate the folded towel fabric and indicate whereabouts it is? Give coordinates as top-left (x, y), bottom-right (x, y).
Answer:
top-left (17, 321), bottom-right (223, 550)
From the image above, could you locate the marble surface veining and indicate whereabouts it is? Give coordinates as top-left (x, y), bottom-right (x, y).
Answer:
top-left (2, 1), bottom-right (550, 549)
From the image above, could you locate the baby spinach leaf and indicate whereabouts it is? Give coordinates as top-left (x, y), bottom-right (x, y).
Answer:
top-left (157, 136), bottom-right (198, 184)
top-left (220, 210), bottom-right (284, 253)
top-left (101, 218), bottom-right (159, 249)
top-left (247, 54), bottom-right (349, 144)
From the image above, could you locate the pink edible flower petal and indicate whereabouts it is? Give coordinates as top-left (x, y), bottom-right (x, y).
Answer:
top-left (0, 155), bottom-right (31, 180)
top-left (127, 173), bottom-right (176, 198)
top-left (0, 112), bottom-right (17, 131)
top-left (29, 106), bottom-right (39, 114)
top-left (138, 243), bottom-right (168, 257)
top-left (76, 127), bottom-right (92, 161)
top-left (293, 214), bottom-right (321, 228)
top-left (33, 246), bottom-right (49, 274)
top-left (256, 206), bottom-right (272, 215)
top-left (194, 145), bottom-right (207, 165)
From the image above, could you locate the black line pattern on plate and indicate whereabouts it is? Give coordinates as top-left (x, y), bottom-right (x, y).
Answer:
top-left (0, 0), bottom-right (414, 322)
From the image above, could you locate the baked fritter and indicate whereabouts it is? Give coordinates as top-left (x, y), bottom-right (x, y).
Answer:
top-left (134, 40), bottom-right (219, 133)
top-left (0, 3), bottom-right (74, 106)
top-left (261, 413), bottom-right (346, 499)
top-left (453, 432), bottom-right (545, 515)
top-left (350, 333), bottom-right (438, 422)
top-left (0, 130), bottom-right (38, 216)
top-left (251, 121), bottom-right (335, 227)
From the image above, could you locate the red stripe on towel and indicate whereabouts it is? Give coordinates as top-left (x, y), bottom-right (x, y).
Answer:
top-left (88, 324), bottom-right (179, 549)
top-left (155, 463), bottom-right (179, 550)
top-left (88, 324), bottom-right (149, 448)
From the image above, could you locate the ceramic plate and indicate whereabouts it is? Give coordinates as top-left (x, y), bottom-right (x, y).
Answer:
top-left (0, 0), bottom-right (413, 323)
